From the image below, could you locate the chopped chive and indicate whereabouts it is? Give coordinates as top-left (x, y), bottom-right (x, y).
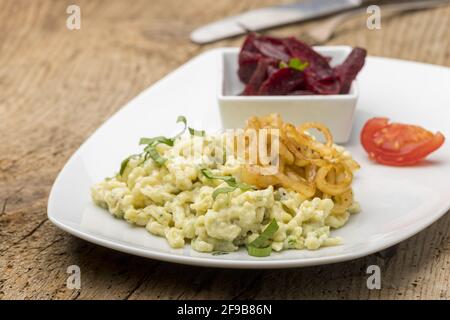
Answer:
top-left (201, 169), bottom-right (256, 199)
top-left (282, 204), bottom-right (296, 215)
top-left (177, 115), bottom-right (187, 126)
top-left (278, 61), bottom-right (288, 69)
top-left (237, 182), bottom-right (256, 191)
top-left (119, 154), bottom-right (139, 176)
top-left (249, 219), bottom-right (279, 248)
top-left (212, 187), bottom-right (236, 200)
top-left (119, 156), bottom-right (132, 176)
top-left (139, 136), bottom-right (174, 146)
top-left (175, 115), bottom-right (187, 138)
top-left (288, 58), bottom-right (308, 71)
top-left (144, 145), bottom-right (167, 165)
top-left (189, 127), bottom-right (206, 137)
top-left (247, 245), bottom-right (272, 257)
top-left (201, 169), bottom-right (236, 185)
top-left (119, 116), bottom-right (205, 174)
top-left (279, 58), bottom-right (309, 72)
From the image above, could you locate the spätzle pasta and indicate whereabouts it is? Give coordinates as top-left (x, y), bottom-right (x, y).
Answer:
top-left (92, 131), bottom-right (359, 254)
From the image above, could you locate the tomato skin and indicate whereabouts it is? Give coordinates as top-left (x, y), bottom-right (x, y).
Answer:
top-left (361, 117), bottom-right (445, 166)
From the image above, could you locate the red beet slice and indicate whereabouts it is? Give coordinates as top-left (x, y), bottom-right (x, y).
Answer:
top-left (258, 68), bottom-right (305, 95)
top-left (243, 58), bottom-right (271, 95)
top-left (334, 47), bottom-right (367, 94)
top-left (304, 69), bottom-right (341, 95)
top-left (283, 37), bottom-right (341, 94)
top-left (238, 33), bottom-right (288, 83)
top-left (237, 33), bottom-right (366, 96)
top-left (252, 36), bottom-right (290, 62)
top-left (240, 32), bottom-right (259, 53)
top-left (266, 65), bottom-right (278, 77)
top-left (238, 51), bottom-right (263, 84)
top-left (241, 33), bottom-right (290, 61)
top-left (283, 37), bottom-right (331, 70)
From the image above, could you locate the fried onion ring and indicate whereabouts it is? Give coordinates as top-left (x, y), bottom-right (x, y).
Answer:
top-left (240, 114), bottom-right (359, 207)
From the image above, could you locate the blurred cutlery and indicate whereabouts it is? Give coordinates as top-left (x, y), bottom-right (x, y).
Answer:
top-left (191, 0), bottom-right (365, 44)
top-left (190, 0), bottom-right (449, 44)
top-left (301, 0), bottom-right (450, 45)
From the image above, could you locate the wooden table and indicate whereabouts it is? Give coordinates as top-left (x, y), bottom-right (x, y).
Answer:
top-left (1, 0), bottom-right (449, 300)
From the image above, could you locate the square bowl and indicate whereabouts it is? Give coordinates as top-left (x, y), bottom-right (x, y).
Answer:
top-left (217, 47), bottom-right (359, 143)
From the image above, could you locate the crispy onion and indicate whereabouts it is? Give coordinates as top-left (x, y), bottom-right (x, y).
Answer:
top-left (323, 189), bottom-right (354, 214)
top-left (315, 165), bottom-right (352, 196)
top-left (240, 114), bottom-right (359, 205)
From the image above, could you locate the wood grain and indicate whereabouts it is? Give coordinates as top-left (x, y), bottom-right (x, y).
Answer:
top-left (0, 0), bottom-right (448, 300)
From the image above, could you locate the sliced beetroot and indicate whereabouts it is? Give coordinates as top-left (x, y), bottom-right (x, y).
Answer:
top-left (252, 36), bottom-right (290, 62)
top-left (258, 68), bottom-right (305, 95)
top-left (240, 33), bottom-right (290, 61)
top-left (266, 65), bottom-right (278, 77)
top-left (237, 33), bottom-right (366, 96)
top-left (238, 34), bottom-right (287, 83)
top-left (283, 37), bottom-right (331, 70)
top-left (240, 32), bottom-right (259, 53)
top-left (238, 51), bottom-right (263, 84)
top-left (304, 68), bottom-right (341, 95)
top-left (334, 47), bottom-right (367, 93)
top-left (243, 59), bottom-right (271, 95)
top-left (283, 37), bottom-right (340, 94)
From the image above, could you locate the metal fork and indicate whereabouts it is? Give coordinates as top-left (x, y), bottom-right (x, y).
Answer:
top-left (300, 0), bottom-right (450, 45)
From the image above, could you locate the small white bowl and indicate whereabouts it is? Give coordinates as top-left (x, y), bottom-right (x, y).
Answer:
top-left (217, 47), bottom-right (359, 143)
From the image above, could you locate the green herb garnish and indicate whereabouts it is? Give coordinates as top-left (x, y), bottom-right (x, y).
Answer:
top-left (249, 219), bottom-right (279, 248)
top-left (247, 219), bottom-right (279, 257)
top-left (139, 116), bottom-right (187, 148)
top-left (144, 145), bottom-right (167, 165)
top-left (175, 116), bottom-right (188, 138)
top-left (282, 204), bottom-right (296, 215)
top-left (119, 115), bottom-right (202, 175)
top-left (279, 58), bottom-right (309, 72)
top-left (289, 58), bottom-right (308, 71)
top-left (212, 187), bottom-right (237, 200)
top-left (119, 155), bottom-right (134, 176)
top-left (188, 127), bottom-right (205, 137)
top-left (201, 168), bottom-right (255, 200)
top-left (247, 245), bottom-right (272, 257)
top-left (278, 61), bottom-right (288, 68)
top-left (201, 169), bottom-right (236, 184)
top-left (139, 136), bottom-right (174, 147)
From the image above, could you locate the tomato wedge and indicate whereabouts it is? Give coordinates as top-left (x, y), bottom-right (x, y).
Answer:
top-left (361, 118), bottom-right (445, 166)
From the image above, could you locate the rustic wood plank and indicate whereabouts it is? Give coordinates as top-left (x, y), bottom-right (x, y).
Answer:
top-left (0, 0), bottom-right (448, 300)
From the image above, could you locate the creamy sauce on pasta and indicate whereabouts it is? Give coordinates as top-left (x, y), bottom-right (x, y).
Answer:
top-left (91, 134), bottom-right (359, 253)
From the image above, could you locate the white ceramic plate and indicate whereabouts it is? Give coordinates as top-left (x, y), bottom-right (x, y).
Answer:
top-left (48, 48), bottom-right (450, 269)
